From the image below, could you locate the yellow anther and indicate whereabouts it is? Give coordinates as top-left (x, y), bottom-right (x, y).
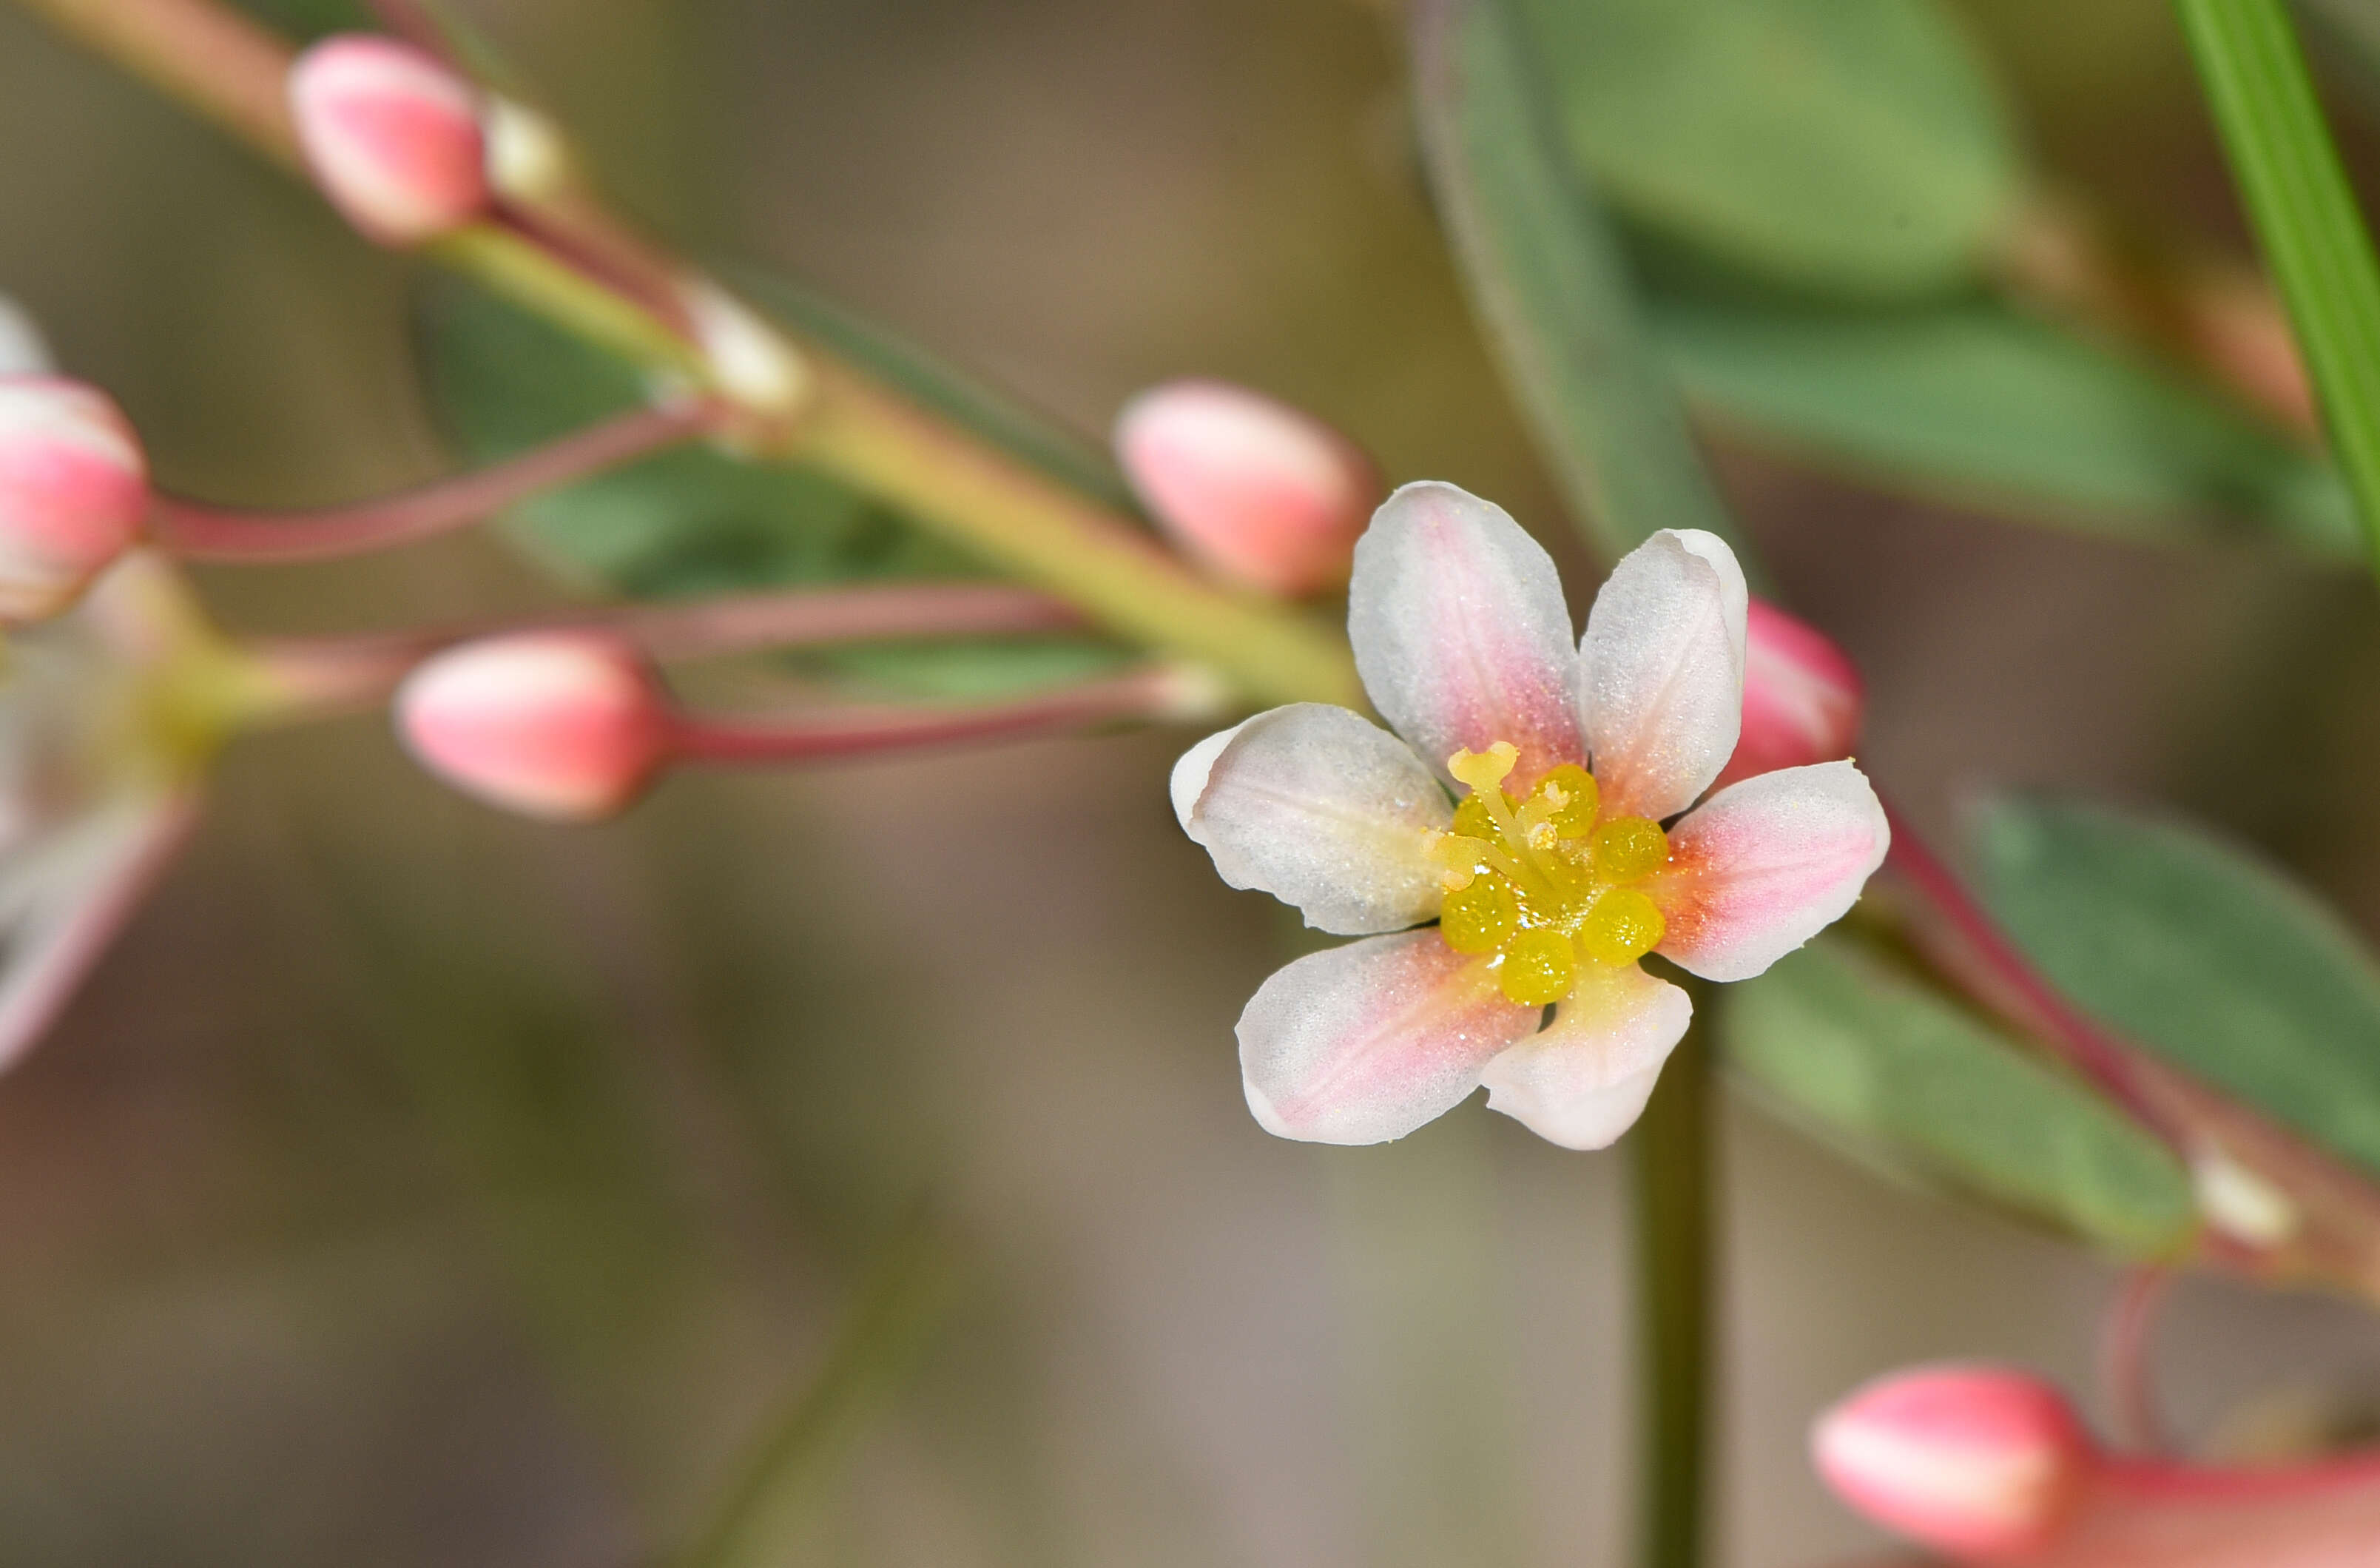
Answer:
top-left (1499, 929), bottom-right (1577, 1006)
top-left (1591, 816), bottom-right (1670, 884)
top-left (1532, 763), bottom-right (1599, 838)
top-left (1581, 888), bottom-right (1665, 965)
top-left (1447, 741), bottom-right (1520, 794)
top-left (1440, 878), bottom-right (1517, 953)
top-left (1451, 793), bottom-right (1499, 843)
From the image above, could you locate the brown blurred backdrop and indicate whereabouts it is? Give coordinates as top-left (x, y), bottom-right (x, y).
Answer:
top-left (0, 1), bottom-right (2377, 1564)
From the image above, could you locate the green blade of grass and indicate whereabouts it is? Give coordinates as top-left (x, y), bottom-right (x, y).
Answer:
top-left (2177, 0), bottom-right (2380, 576)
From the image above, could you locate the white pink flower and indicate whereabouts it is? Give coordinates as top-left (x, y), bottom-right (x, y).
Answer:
top-left (1172, 482), bottom-right (1887, 1148)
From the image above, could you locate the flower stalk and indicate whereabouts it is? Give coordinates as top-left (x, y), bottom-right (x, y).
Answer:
top-left (149, 400), bottom-right (715, 561)
top-left (10, 0), bottom-right (1359, 709)
top-left (1634, 1017), bottom-right (1713, 1568)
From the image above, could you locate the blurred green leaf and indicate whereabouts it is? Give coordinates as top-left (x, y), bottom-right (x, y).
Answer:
top-left (1409, 0), bottom-right (1753, 569)
top-left (1647, 280), bottom-right (2362, 559)
top-left (1514, 0), bottom-right (2023, 299)
top-left (1722, 936), bottom-right (2197, 1256)
top-left (2180, 0), bottom-right (2380, 571)
top-left (417, 277), bottom-right (1126, 696)
top-left (1976, 795), bottom-right (2380, 1182)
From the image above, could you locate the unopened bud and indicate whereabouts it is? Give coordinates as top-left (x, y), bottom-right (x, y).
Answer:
top-left (1713, 598), bottom-right (1865, 793)
top-left (1813, 1365), bottom-right (2094, 1560)
top-left (0, 378), bottom-right (150, 622)
top-left (396, 631), bottom-right (669, 821)
top-left (1115, 379), bottom-right (1381, 596)
top-left (289, 36), bottom-right (489, 246)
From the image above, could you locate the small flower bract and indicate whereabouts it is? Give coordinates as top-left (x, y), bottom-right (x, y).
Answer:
top-left (1173, 482), bottom-right (1889, 1148)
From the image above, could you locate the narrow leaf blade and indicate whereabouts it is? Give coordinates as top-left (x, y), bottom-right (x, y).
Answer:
top-left (1722, 935), bottom-right (2197, 1256)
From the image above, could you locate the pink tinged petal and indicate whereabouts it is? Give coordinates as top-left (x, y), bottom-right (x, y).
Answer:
top-left (1711, 598), bottom-right (1865, 793)
top-left (1580, 528), bottom-right (1748, 821)
top-left (1480, 960), bottom-right (1692, 1148)
top-left (1238, 929), bottom-right (1537, 1145)
top-left (1115, 380), bottom-right (1381, 596)
top-left (0, 790), bottom-right (196, 1074)
top-left (1177, 703), bottom-right (1452, 935)
top-left (1653, 759), bottom-right (1889, 983)
top-left (1347, 481), bottom-right (1584, 790)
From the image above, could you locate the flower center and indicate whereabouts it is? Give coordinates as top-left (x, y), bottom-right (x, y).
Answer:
top-left (1429, 741), bottom-right (1669, 1007)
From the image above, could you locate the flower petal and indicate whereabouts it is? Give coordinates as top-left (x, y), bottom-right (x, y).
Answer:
top-left (1480, 961), bottom-right (1691, 1148)
top-left (1580, 528), bottom-right (1747, 821)
top-left (1238, 929), bottom-right (1537, 1145)
top-left (1652, 759), bottom-right (1889, 983)
top-left (1178, 704), bottom-right (1452, 935)
top-left (0, 790), bottom-right (195, 1073)
top-left (1347, 481), bottom-right (1583, 789)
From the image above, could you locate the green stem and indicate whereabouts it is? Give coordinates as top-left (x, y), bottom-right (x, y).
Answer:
top-left (2176, 0), bottom-right (2380, 577)
top-left (12, 0), bottom-right (1360, 710)
top-left (675, 1215), bottom-right (957, 1568)
top-left (1633, 1019), bottom-right (1712, 1568)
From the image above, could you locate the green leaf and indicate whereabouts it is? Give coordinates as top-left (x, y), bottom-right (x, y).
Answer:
top-left (2180, 0), bottom-right (2380, 573)
top-left (1646, 279), bottom-right (2362, 559)
top-left (1514, 0), bottom-right (2023, 300)
top-left (1975, 795), bottom-right (2380, 1183)
top-left (1722, 936), bottom-right (2197, 1256)
top-left (1409, 0), bottom-right (1753, 571)
top-left (417, 277), bottom-right (1127, 695)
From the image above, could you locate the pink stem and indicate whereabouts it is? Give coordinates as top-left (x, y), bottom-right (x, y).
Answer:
top-left (245, 581), bottom-right (1087, 721)
top-left (149, 400), bottom-right (713, 562)
top-left (1881, 801), bottom-right (2183, 1146)
top-left (665, 666), bottom-right (1186, 766)
top-left (365, 0), bottom-right (449, 55)
top-left (2100, 1265), bottom-right (2173, 1456)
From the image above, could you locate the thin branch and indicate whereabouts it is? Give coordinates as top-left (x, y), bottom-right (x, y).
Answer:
top-left (666, 665), bottom-right (1196, 766)
top-left (151, 401), bottom-right (714, 562)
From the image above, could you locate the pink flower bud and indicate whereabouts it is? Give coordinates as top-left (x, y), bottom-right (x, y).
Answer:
top-left (1813, 1365), bottom-right (2094, 1561)
top-left (289, 36), bottom-right (488, 246)
top-left (0, 378), bottom-right (150, 622)
top-left (396, 631), bottom-right (669, 821)
top-left (1713, 598), bottom-right (1865, 793)
top-left (1115, 379), bottom-right (1381, 596)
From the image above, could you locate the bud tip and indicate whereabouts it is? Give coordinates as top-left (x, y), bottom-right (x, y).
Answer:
top-left (396, 631), bottom-right (669, 821)
top-left (289, 36), bottom-right (489, 246)
top-left (0, 377), bottom-right (150, 622)
top-left (1116, 379), bottom-right (1380, 596)
top-left (1813, 1365), bottom-right (2093, 1560)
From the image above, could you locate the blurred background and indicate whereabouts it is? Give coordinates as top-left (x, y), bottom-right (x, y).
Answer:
top-left (1, 0), bottom-right (2379, 1564)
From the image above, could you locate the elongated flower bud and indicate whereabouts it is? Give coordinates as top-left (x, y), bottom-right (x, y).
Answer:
top-left (289, 37), bottom-right (489, 246)
top-left (0, 378), bottom-right (150, 623)
top-left (1115, 379), bottom-right (1380, 596)
top-left (1814, 1365), bottom-right (2094, 1561)
top-left (396, 631), bottom-right (668, 821)
top-left (1713, 598), bottom-right (1865, 793)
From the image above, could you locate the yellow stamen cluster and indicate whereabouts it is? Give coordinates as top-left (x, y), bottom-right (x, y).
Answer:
top-left (1429, 741), bottom-right (1670, 1006)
